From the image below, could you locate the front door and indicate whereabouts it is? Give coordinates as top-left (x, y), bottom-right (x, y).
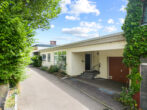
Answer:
top-left (109, 57), bottom-right (129, 84)
top-left (85, 54), bottom-right (91, 70)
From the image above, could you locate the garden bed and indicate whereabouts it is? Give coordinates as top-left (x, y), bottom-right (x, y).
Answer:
top-left (4, 88), bottom-right (19, 110)
top-left (39, 66), bottom-right (68, 78)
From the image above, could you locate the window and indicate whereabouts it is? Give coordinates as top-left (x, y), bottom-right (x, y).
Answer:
top-left (42, 54), bottom-right (46, 61)
top-left (54, 51), bottom-right (66, 70)
top-left (48, 53), bottom-right (51, 62)
top-left (143, 1), bottom-right (147, 24)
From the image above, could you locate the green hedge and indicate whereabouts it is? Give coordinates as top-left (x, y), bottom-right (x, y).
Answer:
top-left (0, 0), bottom-right (61, 87)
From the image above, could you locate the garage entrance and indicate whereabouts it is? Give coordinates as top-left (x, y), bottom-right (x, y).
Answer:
top-left (109, 57), bottom-right (129, 84)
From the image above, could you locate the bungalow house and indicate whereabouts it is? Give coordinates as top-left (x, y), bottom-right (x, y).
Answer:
top-left (39, 1), bottom-right (147, 109)
top-left (39, 32), bottom-right (130, 84)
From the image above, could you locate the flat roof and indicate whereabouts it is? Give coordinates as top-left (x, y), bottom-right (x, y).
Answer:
top-left (40, 32), bottom-right (124, 52)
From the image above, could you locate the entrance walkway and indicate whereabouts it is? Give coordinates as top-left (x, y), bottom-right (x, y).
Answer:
top-left (18, 67), bottom-right (107, 110)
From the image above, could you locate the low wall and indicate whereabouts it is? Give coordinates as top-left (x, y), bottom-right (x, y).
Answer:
top-left (0, 84), bottom-right (9, 110)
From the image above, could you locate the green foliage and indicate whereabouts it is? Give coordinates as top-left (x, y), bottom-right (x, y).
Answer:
top-left (128, 68), bottom-right (142, 93)
top-left (120, 0), bottom-right (147, 108)
top-left (0, 0), bottom-right (61, 86)
top-left (32, 55), bottom-right (42, 67)
top-left (40, 66), bottom-right (48, 71)
top-left (119, 87), bottom-right (137, 110)
top-left (0, 11), bottom-right (33, 86)
top-left (5, 88), bottom-right (19, 108)
top-left (48, 65), bottom-right (59, 73)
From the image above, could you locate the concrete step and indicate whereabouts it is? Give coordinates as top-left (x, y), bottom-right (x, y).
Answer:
top-left (81, 70), bottom-right (99, 79)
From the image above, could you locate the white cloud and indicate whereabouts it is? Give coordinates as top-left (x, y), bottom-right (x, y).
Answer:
top-left (60, 0), bottom-right (71, 13)
top-left (65, 15), bottom-right (80, 20)
top-left (61, 0), bottom-right (100, 20)
top-left (98, 19), bottom-right (102, 22)
top-left (62, 21), bottom-right (102, 38)
top-left (51, 25), bottom-right (55, 28)
top-left (108, 19), bottom-right (114, 24)
top-left (62, 26), bottom-right (97, 38)
top-left (70, 0), bottom-right (100, 16)
top-left (104, 26), bottom-right (117, 32)
top-left (62, 28), bottom-right (99, 38)
top-left (76, 33), bottom-right (99, 38)
top-left (80, 21), bottom-right (102, 29)
top-left (55, 36), bottom-right (82, 42)
top-left (119, 18), bottom-right (125, 24)
top-left (120, 5), bottom-right (126, 12)
top-left (50, 36), bottom-right (83, 45)
top-left (62, 27), bottom-right (91, 35)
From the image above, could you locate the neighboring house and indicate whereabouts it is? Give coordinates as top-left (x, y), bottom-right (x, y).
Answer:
top-left (39, 32), bottom-right (130, 84)
top-left (32, 41), bottom-right (57, 56)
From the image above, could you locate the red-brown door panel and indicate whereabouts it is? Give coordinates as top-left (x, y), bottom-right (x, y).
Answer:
top-left (109, 57), bottom-right (129, 84)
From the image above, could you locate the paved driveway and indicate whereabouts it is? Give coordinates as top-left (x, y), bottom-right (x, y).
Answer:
top-left (18, 67), bottom-right (107, 110)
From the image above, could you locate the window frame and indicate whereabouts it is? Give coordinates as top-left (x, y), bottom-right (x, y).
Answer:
top-left (42, 54), bottom-right (46, 61)
top-left (54, 51), bottom-right (67, 70)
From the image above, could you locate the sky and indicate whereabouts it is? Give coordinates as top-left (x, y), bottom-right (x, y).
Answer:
top-left (35, 0), bottom-right (128, 45)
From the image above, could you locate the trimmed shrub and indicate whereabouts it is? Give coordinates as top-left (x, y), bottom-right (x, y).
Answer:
top-left (48, 65), bottom-right (59, 73)
top-left (31, 55), bottom-right (42, 67)
top-left (0, 0), bottom-right (61, 87)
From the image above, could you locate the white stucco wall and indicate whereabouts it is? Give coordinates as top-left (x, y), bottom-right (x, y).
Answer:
top-left (40, 50), bottom-right (68, 71)
top-left (69, 41), bottom-right (125, 52)
top-left (66, 51), bottom-right (100, 76)
top-left (39, 40), bottom-right (126, 77)
top-left (40, 52), bottom-right (54, 68)
top-left (67, 49), bottom-right (124, 77)
top-left (66, 41), bottom-right (125, 76)
top-left (92, 51), bottom-right (100, 70)
top-left (66, 50), bottom-right (72, 75)
top-left (71, 52), bottom-right (85, 75)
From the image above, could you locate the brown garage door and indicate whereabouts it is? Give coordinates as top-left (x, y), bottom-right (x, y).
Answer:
top-left (109, 57), bottom-right (129, 84)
